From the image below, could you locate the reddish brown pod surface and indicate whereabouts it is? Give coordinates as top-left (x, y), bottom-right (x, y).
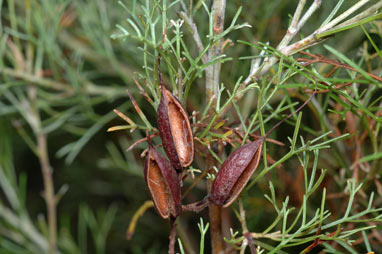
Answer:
top-left (209, 89), bottom-right (317, 207)
top-left (157, 84), bottom-right (194, 170)
top-left (209, 138), bottom-right (264, 207)
top-left (144, 144), bottom-right (182, 219)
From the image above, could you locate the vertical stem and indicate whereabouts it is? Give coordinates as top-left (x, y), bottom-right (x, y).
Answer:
top-left (205, 1), bottom-right (226, 253)
top-left (169, 219), bottom-right (177, 254)
top-left (239, 198), bottom-right (256, 254)
top-left (205, 0), bottom-right (226, 100)
top-left (206, 143), bottom-right (225, 253)
top-left (208, 203), bottom-right (225, 254)
top-left (27, 88), bottom-right (57, 253)
top-left (22, 1), bottom-right (56, 251)
top-left (37, 131), bottom-right (57, 254)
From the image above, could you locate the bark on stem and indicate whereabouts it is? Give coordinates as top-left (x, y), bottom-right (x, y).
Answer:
top-left (205, 0), bottom-right (226, 101)
top-left (205, 1), bottom-right (227, 253)
top-left (208, 203), bottom-right (225, 254)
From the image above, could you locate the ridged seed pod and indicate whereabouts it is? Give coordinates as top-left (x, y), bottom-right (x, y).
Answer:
top-left (157, 84), bottom-right (194, 170)
top-left (144, 144), bottom-right (182, 219)
top-left (209, 138), bottom-right (264, 207)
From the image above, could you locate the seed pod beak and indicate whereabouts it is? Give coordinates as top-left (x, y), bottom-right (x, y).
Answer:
top-left (209, 138), bottom-right (264, 207)
top-left (157, 84), bottom-right (194, 170)
top-left (144, 144), bottom-right (182, 219)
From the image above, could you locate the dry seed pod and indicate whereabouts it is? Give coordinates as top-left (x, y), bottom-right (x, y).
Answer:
top-left (157, 84), bottom-right (194, 170)
top-left (144, 144), bottom-right (182, 219)
top-left (209, 138), bottom-right (264, 207)
top-left (209, 89), bottom-right (317, 207)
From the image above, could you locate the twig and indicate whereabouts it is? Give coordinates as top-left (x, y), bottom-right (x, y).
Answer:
top-left (132, 78), bottom-right (155, 106)
top-left (126, 132), bottom-right (160, 152)
top-left (246, 233), bottom-right (257, 254)
top-left (192, 123), bottom-right (285, 146)
top-left (58, 30), bottom-right (139, 82)
top-left (37, 136), bottom-right (57, 254)
top-left (2, 67), bottom-right (125, 96)
top-left (126, 89), bottom-right (153, 129)
top-left (296, 0), bottom-right (322, 32)
top-left (38, 134), bottom-right (57, 254)
top-left (238, 199), bottom-right (249, 254)
top-left (319, 0), bottom-right (371, 31)
top-left (169, 218), bottom-right (177, 254)
top-left (2, 67), bottom-right (72, 92)
top-left (296, 51), bottom-right (382, 82)
top-left (182, 197), bottom-right (210, 213)
top-left (251, 231), bottom-right (289, 240)
top-left (244, 0), bottom-right (322, 86)
top-left (7, 24), bottom-right (57, 254)
top-left (178, 11), bottom-right (207, 64)
top-left (336, 1), bottom-right (382, 28)
top-left (27, 86), bottom-right (57, 254)
top-left (244, 42), bottom-right (269, 86)
top-left (182, 167), bottom-right (214, 199)
top-left (278, 0), bottom-right (307, 49)
top-left (294, 51), bottom-right (382, 94)
top-left (17, 32), bottom-right (58, 252)
top-left (243, 0), bottom-right (381, 87)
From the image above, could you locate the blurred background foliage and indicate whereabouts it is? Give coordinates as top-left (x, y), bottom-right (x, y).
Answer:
top-left (0, 0), bottom-right (382, 253)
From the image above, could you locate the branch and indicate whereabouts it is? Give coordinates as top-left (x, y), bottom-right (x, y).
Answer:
top-left (277, 0), bottom-right (307, 49)
top-left (319, 0), bottom-right (371, 31)
top-left (2, 67), bottom-right (125, 96)
top-left (238, 199), bottom-right (250, 254)
top-left (178, 11), bottom-right (207, 64)
top-left (243, 0), bottom-right (381, 87)
top-left (204, 1), bottom-right (227, 254)
top-left (337, 1), bottom-right (382, 28)
top-left (169, 219), bottom-right (177, 254)
top-left (27, 86), bottom-right (57, 254)
top-left (205, 0), bottom-right (226, 99)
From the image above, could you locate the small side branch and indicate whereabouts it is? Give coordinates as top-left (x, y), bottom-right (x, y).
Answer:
top-left (238, 198), bottom-right (256, 254)
top-left (37, 133), bottom-right (57, 254)
top-left (27, 86), bottom-right (57, 254)
top-left (178, 11), bottom-right (207, 64)
top-left (243, 0), bottom-right (380, 87)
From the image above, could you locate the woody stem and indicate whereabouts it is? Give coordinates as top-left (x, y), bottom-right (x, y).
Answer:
top-left (169, 218), bottom-right (177, 254)
top-left (205, 0), bottom-right (227, 253)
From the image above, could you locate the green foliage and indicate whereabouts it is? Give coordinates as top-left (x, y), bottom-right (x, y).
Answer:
top-left (1, 0), bottom-right (382, 253)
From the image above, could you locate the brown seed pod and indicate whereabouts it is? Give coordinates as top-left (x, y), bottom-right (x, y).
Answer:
top-left (144, 144), bottom-right (182, 219)
top-left (157, 84), bottom-right (194, 170)
top-left (209, 89), bottom-right (317, 207)
top-left (209, 138), bottom-right (264, 207)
